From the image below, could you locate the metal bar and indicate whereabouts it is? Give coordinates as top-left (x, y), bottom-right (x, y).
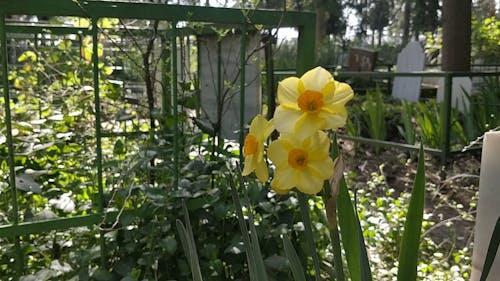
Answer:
top-left (91, 18), bottom-right (104, 221)
top-left (264, 32), bottom-right (275, 120)
top-left (216, 39), bottom-right (222, 145)
top-left (0, 1), bottom-right (316, 27)
top-left (1, 14), bottom-right (23, 280)
top-left (337, 134), bottom-right (442, 155)
top-left (34, 32), bottom-right (42, 119)
top-left (100, 131), bottom-right (149, 138)
top-left (171, 21), bottom-right (179, 189)
top-left (5, 23), bottom-right (91, 35)
top-left (2, 22), bottom-right (239, 38)
top-left (0, 215), bottom-right (100, 238)
top-left (196, 36), bottom-right (201, 117)
top-left (239, 24), bottom-right (246, 161)
top-left (91, 17), bottom-right (106, 267)
top-left (274, 69), bottom-right (500, 78)
top-left (0, 211), bottom-right (135, 238)
top-left (296, 14), bottom-right (315, 75)
top-left (336, 71), bottom-right (500, 78)
top-left (274, 70), bottom-right (500, 78)
top-left (441, 73), bottom-right (453, 167)
top-left (0, 13), bottom-right (18, 231)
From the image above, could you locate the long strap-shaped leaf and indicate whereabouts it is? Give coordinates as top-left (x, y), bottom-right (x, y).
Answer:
top-left (229, 174), bottom-right (269, 281)
top-left (397, 145), bottom-right (426, 281)
top-left (283, 235), bottom-right (307, 281)
top-left (337, 176), bottom-right (373, 281)
top-left (236, 171), bottom-right (269, 280)
top-left (176, 200), bottom-right (203, 281)
top-left (479, 216), bottom-right (500, 281)
top-left (332, 134), bottom-right (372, 281)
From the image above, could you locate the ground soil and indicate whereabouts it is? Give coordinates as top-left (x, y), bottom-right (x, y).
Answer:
top-left (339, 140), bottom-right (480, 249)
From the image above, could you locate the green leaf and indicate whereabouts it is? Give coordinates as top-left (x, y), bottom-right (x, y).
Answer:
top-left (18, 51), bottom-right (37, 62)
top-left (282, 235), bottom-right (307, 281)
top-left (264, 255), bottom-right (289, 272)
top-left (91, 269), bottom-right (114, 281)
top-left (337, 179), bottom-right (372, 281)
top-left (479, 216), bottom-right (500, 281)
top-left (161, 237), bottom-right (178, 256)
top-left (229, 174), bottom-right (268, 281)
top-left (238, 173), bottom-right (269, 280)
top-left (397, 145), bottom-right (426, 281)
top-left (333, 133), bottom-right (372, 281)
top-left (113, 139), bottom-right (126, 156)
top-left (298, 192), bottom-right (322, 281)
top-left (176, 200), bottom-right (203, 281)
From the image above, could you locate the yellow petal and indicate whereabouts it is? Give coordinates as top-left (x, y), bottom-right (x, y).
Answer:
top-left (293, 113), bottom-right (324, 140)
top-left (272, 166), bottom-right (297, 190)
top-left (325, 81), bottom-right (354, 105)
top-left (321, 80), bottom-right (336, 102)
top-left (268, 139), bottom-right (289, 167)
top-left (277, 77), bottom-right (300, 107)
top-left (270, 183), bottom-right (291, 195)
top-left (319, 107), bottom-right (348, 130)
top-left (249, 114), bottom-right (270, 140)
top-left (299, 67), bottom-right (333, 93)
top-left (321, 79), bottom-right (336, 96)
top-left (254, 160), bottom-right (269, 183)
top-left (242, 154), bottom-right (255, 176)
top-left (274, 106), bottom-right (303, 134)
top-left (307, 157), bottom-right (334, 180)
top-left (303, 131), bottom-right (329, 151)
top-left (264, 118), bottom-right (275, 138)
top-left (256, 143), bottom-right (265, 163)
top-left (296, 168), bottom-right (324, 195)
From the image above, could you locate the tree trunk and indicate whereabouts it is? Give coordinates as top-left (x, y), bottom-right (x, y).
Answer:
top-left (402, 0), bottom-right (411, 46)
top-left (489, 0), bottom-right (496, 16)
top-left (315, 5), bottom-right (327, 46)
top-left (442, 0), bottom-right (471, 71)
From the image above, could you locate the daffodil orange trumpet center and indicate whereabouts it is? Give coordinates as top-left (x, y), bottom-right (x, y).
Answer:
top-left (297, 90), bottom-right (324, 114)
top-left (288, 148), bottom-right (308, 169)
top-left (243, 134), bottom-right (258, 156)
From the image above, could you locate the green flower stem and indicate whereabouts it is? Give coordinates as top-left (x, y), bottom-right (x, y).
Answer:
top-left (329, 222), bottom-right (346, 281)
top-left (322, 180), bottom-right (346, 281)
top-left (325, 131), bottom-right (346, 281)
top-left (298, 192), bottom-right (322, 281)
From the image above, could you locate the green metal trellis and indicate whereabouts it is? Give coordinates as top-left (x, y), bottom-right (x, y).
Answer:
top-left (0, 0), bottom-right (316, 278)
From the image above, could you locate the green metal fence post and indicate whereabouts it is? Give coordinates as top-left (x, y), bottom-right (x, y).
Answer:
top-left (33, 32), bottom-right (43, 119)
top-left (264, 31), bottom-right (275, 120)
top-left (1, 14), bottom-right (24, 280)
top-left (195, 36), bottom-right (201, 117)
top-left (296, 15), bottom-right (316, 74)
top-left (441, 72), bottom-right (453, 169)
top-left (171, 21), bottom-right (179, 189)
top-left (239, 24), bottom-right (247, 162)
top-left (215, 38), bottom-right (222, 153)
top-left (91, 17), bottom-right (106, 267)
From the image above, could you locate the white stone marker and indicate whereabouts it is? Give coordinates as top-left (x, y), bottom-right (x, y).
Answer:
top-left (391, 41), bottom-right (425, 102)
top-left (436, 77), bottom-right (472, 113)
top-left (471, 131), bottom-right (500, 281)
top-left (198, 32), bottom-right (261, 140)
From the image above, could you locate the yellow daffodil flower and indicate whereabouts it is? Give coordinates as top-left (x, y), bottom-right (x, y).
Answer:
top-left (268, 131), bottom-right (334, 195)
top-left (242, 115), bottom-right (274, 182)
top-left (274, 66), bottom-right (354, 140)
